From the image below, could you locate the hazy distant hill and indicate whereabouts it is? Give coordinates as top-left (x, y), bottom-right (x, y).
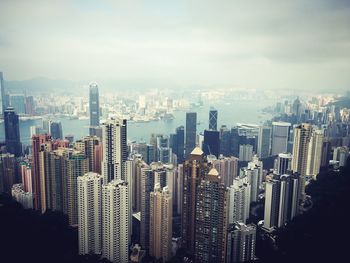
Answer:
top-left (4, 77), bottom-right (85, 95)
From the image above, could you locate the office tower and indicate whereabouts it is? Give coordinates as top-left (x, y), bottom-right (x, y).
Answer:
top-left (32, 134), bottom-right (52, 210)
top-left (291, 123), bottom-right (312, 204)
top-left (306, 130), bottom-right (323, 177)
top-left (140, 165), bottom-right (154, 251)
top-left (212, 156), bottom-right (239, 187)
top-left (150, 184), bottom-right (172, 262)
top-left (181, 147), bottom-right (209, 254)
top-left (276, 153), bottom-right (292, 175)
top-left (209, 107), bottom-right (218, 131)
top-left (176, 163), bottom-right (184, 215)
top-left (10, 94), bottom-right (26, 114)
top-left (239, 144), bottom-right (253, 161)
top-left (77, 172), bottom-right (103, 255)
top-left (25, 96), bottom-right (34, 115)
top-left (50, 121), bottom-right (63, 140)
top-left (226, 223), bottom-right (256, 263)
top-left (220, 125), bottom-right (231, 156)
top-left (194, 168), bottom-right (227, 263)
top-left (0, 153), bottom-right (17, 194)
top-left (185, 112), bottom-right (197, 157)
top-left (102, 118), bottom-right (127, 183)
top-left (11, 184), bottom-right (34, 209)
top-left (0, 71), bottom-right (5, 115)
top-left (333, 146), bottom-right (349, 167)
top-left (271, 122), bottom-right (291, 155)
top-left (263, 179), bottom-right (281, 229)
top-left (89, 82), bottom-right (100, 136)
top-left (4, 107), bottom-right (22, 157)
top-left (50, 121), bottom-right (63, 139)
top-left (102, 180), bottom-right (129, 263)
top-left (156, 135), bottom-right (172, 164)
top-left (230, 127), bottom-right (240, 157)
top-left (228, 178), bottom-right (251, 224)
top-left (171, 126), bottom-right (185, 163)
top-left (75, 136), bottom-right (100, 173)
top-left (203, 130), bottom-right (220, 158)
top-left (257, 126), bottom-right (271, 158)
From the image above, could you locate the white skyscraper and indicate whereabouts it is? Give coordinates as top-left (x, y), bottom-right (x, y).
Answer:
top-left (228, 178), bottom-right (251, 224)
top-left (77, 172), bottom-right (103, 255)
top-left (102, 118), bottom-right (127, 183)
top-left (306, 130), bottom-right (324, 177)
top-left (271, 122), bottom-right (291, 155)
top-left (102, 180), bottom-right (129, 263)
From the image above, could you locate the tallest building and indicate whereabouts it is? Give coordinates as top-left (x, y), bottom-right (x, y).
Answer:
top-left (89, 82), bottom-right (100, 135)
top-left (0, 72), bottom-right (6, 116)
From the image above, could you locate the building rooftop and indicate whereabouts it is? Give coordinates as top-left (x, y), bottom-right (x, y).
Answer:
top-left (191, 146), bottom-right (203, 156)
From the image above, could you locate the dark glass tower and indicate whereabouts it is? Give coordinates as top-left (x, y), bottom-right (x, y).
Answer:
top-left (4, 107), bottom-right (22, 157)
top-left (170, 126), bottom-right (185, 163)
top-left (0, 72), bottom-right (5, 115)
top-left (50, 121), bottom-right (63, 139)
top-left (203, 130), bottom-right (220, 158)
top-left (89, 82), bottom-right (100, 135)
top-left (185, 112), bottom-right (197, 157)
top-left (209, 107), bottom-right (218, 131)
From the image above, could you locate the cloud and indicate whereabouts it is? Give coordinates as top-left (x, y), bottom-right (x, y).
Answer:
top-left (0, 0), bottom-right (349, 91)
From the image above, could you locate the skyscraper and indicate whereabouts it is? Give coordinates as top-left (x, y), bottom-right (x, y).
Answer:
top-left (263, 174), bottom-right (299, 229)
top-left (89, 82), bottom-right (100, 136)
top-left (102, 180), bottom-right (129, 263)
top-left (185, 112), bottom-right (197, 158)
top-left (32, 134), bottom-right (52, 210)
top-left (140, 165), bottom-right (154, 251)
top-left (306, 130), bottom-right (323, 177)
top-left (0, 153), bottom-right (17, 194)
top-left (212, 156), bottom-right (239, 187)
top-left (194, 168), bottom-right (227, 263)
top-left (209, 107), bottom-right (218, 131)
top-left (263, 179), bottom-right (281, 229)
top-left (64, 150), bottom-right (88, 226)
top-left (171, 126), bottom-right (185, 163)
top-left (10, 94), bottom-right (26, 115)
top-left (203, 130), bottom-right (220, 158)
top-left (78, 172), bottom-right (103, 255)
top-left (75, 136), bottom-right (101, 173)
top-left (4, 107), bottom-right (22, 157)
top-left (227, 178), bottom-right (251, 224)
top-left (102, 118), bottom-right (127, 183)
top-left (149, 184), bottom-right (173, 262)
top-left (226, 223), bottom-right (256, 263)
top-left (181, 147), bottom-right (209, 254)
top-left (50, 121), bottom-right (63, 139)
top-left (271, 122), bottom-right (291, 155)
top-left (276, 153), bottom-right (292, 175)
top-left (291, 123), bottom-right (312, 205)
top-left (0, 71), bottom-right (5, 115)
top-left (257, 126), bottom-right (271, 158)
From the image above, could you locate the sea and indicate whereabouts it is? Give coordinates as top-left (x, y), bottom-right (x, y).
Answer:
top-left (0, 99), bottom-right (275, 146)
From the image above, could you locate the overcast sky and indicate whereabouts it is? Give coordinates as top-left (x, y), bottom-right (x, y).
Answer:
top-left (0, 0), bottom-right (349, 91)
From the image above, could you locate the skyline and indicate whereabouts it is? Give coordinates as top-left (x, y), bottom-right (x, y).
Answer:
top-left (0, 0), bottom-right (350, 92)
